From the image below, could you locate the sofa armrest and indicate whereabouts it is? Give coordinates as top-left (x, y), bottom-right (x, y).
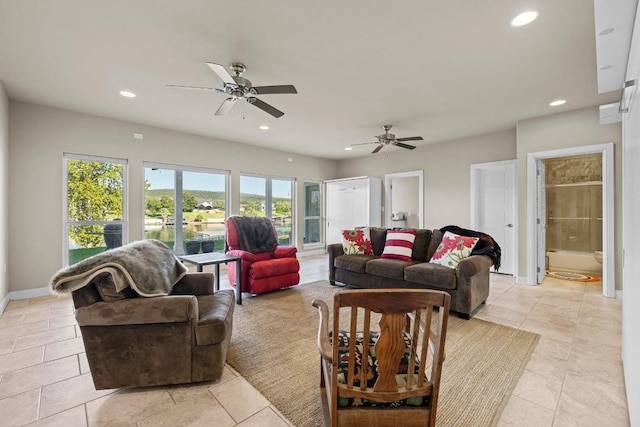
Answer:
top-left (274, 246), bottom-right (297, 258)
top-left (327, 243), bottom-right (344, 283)
top-left (75, 295), bottom-right (198, 327)
top-left (456, 255), bottom-right (493, 279)
top-left (171, 273), bottom-right (214, 296)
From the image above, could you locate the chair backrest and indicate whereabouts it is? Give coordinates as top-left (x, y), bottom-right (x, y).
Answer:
top-left (331, 289), bottom-right (450, 418)
top-left (225, 215), bottom-right (279, 253)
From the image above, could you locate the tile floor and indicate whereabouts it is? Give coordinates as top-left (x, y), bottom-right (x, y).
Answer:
top-left (0, 254), bottom-right (630, 426)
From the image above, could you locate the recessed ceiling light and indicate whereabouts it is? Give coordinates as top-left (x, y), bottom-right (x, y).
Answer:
top-left (598, 28), bottom-right (615, 36)
top-left (510, 10), bottom-right (539, 27)
top-left (549, 99), bottom-right (566, 107)
top-left (119, 90), bottom-right (136, 98)
top-left (345, 147), bottom-right (353, 151)
top-left (259, 125), bottom-right (270, 130)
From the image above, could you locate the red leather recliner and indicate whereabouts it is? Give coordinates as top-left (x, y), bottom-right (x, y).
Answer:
top-left (225, 216), bottom-right (300, 295)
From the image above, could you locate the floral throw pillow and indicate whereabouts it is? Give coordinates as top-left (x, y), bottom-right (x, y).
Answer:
top-left (381, 229), bottom-right (417, 262)
top-left (342, 228), bottom-right (373, 255)
top-left (429, 231), bottom-right (479, 269)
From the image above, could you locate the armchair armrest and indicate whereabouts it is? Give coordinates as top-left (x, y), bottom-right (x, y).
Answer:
top-left (226, 249), bottom-right (258, 263)
top-left (75, 295), bottom-right (198, 327)
top-left (171, 273), bottom-right (214, 296)
top-left (274, 246), bottom-right (297, 258)
top-left (312, 299), bottom-right (332, 362)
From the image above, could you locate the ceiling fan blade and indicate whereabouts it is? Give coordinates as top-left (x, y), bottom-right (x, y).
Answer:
top-left (215, 98), bottom-right (237, 116)
top-left (396, 136), bottom-right (424, 142)
top-left (248, 97), bottom-right (285, 118)
top-left (166, 84), bottom-right (219, 91)
top-left (206, 62), bottom-right (236, 85)
top-left (351, 142), bottom-right (379, 146)
top-left (393, 142), bottom-right (416, 150)
top-left (251, 85), bottom-right (298, 95)
top-left (372, 144), bottom-right (384, 154)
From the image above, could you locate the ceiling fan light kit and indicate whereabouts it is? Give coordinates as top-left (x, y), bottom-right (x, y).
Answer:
top-left (168, 62), bottom-right (297, 118)
top-left (351, 124), bottom-right (424, 154)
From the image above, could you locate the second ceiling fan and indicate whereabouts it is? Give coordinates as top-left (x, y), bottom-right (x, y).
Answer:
top-left (352, 125), bottom-right (424, 154)
top-left (168, 62), bottom-right (297, 118)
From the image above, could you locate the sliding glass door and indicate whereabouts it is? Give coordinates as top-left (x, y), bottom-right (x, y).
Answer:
top-left (240, 174), bottom-right (294, 245)
top-left (144, 163), bottom-right (228, 254)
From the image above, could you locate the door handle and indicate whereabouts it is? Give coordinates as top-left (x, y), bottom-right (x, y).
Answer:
top-left (505, 224), bottom-right (514, 228)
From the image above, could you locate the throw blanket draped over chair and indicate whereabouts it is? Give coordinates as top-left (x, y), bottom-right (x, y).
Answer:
top-left (228, 215), bottom-right (279, 253)
top-left (50, 239), bottom-right (187, 297)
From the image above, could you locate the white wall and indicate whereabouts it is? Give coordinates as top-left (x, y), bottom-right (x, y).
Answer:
top-left (622, 5), bottom-right (640, 424)
top-left (0, 82), bottom-right (8, 306)
top-left (8, 101), bottom-right (338, 292)
top-left (337, 129), bottom-right (517, 230)
top-left (516, 107), bottom-right (622, 289)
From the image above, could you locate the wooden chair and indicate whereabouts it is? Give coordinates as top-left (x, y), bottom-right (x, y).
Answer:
top-left (312, 289), bottom-right (450, 427)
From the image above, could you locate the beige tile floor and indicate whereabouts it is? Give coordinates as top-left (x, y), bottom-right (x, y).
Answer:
top-left (0, 254), bottom-right (629, 426)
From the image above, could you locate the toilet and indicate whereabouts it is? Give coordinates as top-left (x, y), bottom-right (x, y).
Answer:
top-left (594, 251), bottom-right (603, 264)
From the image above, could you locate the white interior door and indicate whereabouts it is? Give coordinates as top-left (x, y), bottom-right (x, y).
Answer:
top-left (536, 159), bottom-right (546, 283)
top-left (471, 161), bottom-right (515, 275)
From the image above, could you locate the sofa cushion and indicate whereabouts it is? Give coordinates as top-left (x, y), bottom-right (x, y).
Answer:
top-left (411, 229), bottom-right (433, 262)
top-left (370, 227), bottom-right (388, 256)
top-left (426, 229), bottom-right (443, 261)
top-left (250, 258), bottom-right (300, 279)
top-left (335, 255), bottom-right (378, 274)
top-left (429, 231), bottom-right (479, 269)
top-left (366, 258), bottom-right (415, 280)
top-left (404, 263), bottom-right (457, 290)
top-left (381, 229), bottom-right (416, 262)
top-left (341, 227), bottom-right (373, 255)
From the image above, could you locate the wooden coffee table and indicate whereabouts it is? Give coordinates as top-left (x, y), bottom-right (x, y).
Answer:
top-left (177, 253), bottom-right (243, 304)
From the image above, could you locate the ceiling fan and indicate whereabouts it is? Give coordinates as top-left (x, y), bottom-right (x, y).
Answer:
top-left (167, 62), bottom-right (297, 118)
top-left (352, 125), bottom-right (424, 154)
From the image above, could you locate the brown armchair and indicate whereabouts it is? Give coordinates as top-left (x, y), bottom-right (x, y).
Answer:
top-left (312, 289), bottom-right (450, 427)
top-left (72, 272), bottom-right (234, 390)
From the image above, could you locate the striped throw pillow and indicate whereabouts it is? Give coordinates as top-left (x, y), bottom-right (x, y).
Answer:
top-left (380, 229), bottom-right (416, 262)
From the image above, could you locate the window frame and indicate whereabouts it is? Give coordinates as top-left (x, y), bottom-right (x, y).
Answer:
top-left (62, 153), bottom-right (129, 266)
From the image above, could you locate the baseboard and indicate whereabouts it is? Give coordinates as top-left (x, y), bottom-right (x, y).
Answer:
top-left (616, 290), bottom-right (623, 300)
top-left (0, 293), bottom-right (9, 315)
top-left (8, 286), bottom-right (52, 301)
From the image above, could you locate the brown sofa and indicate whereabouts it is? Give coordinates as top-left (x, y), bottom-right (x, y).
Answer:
top-left (72, 272), bottom-right (234, 389)
top-left (328, 227), bottom-right (494, 319)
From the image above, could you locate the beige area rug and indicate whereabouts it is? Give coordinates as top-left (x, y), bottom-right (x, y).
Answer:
top-left (227, 281), bottom-right (539, 427)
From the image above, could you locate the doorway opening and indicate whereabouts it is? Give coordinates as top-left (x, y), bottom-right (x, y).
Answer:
top-left (526, 143), bottom-right (614, 298)
top-left (384, 171), bottom-right (424, 229)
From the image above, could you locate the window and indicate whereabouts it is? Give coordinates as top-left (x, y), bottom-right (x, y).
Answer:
top-left (144, 163), bottom-right (228, 254)
top-left (303, 181), bottom-right (322, 245)
top-left (64, 154), bottom-right (127, 265)
top-left (240, 174), bottom-right (294, 245)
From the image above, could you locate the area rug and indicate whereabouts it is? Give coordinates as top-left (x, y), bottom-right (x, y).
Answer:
top-left (546, 270), bottom-right (601, 282)
top-left (226, 281), bottom-right (539, 427)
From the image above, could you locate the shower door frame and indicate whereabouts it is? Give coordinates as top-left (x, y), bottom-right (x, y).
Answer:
top-left (526, 143), bottom-right (615, 298)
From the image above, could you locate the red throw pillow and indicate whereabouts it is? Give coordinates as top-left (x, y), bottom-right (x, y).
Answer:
top-left (381, 229), bottom-right (416, 262)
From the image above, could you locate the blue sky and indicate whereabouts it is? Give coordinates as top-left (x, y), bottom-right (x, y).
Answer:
top-left (145, 168), bottom-right (291, 197)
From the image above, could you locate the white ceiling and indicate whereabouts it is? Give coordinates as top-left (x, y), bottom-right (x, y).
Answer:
top-left (0, 0), bottom-right (621, 160)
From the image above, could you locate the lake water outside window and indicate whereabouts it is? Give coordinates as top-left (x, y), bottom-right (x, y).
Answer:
top-left (240, 174), bottom-right (294, 245)
top-left (144, 164), bottom-right (228, 255)
top-left (64, 154), bottom-right (127, 265)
